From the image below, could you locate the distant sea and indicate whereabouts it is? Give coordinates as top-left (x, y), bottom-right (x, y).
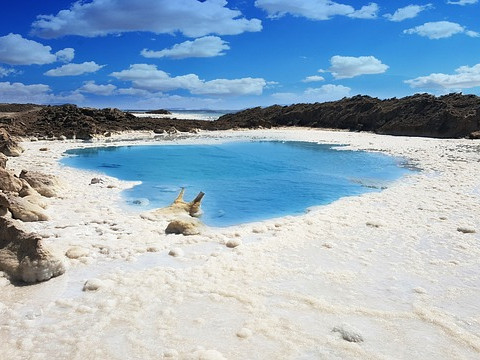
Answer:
top-left (126, 109), bottom-right (236, 121)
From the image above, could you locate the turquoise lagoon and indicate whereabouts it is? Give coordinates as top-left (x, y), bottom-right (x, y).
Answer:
top-left (62, 141), bottom-right (411, 227)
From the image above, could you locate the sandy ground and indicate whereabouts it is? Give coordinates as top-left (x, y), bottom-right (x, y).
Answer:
top-left (1, 128), bottom-right (480, 360)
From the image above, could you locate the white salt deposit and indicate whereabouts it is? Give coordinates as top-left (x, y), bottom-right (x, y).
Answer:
top-left (1, 128), bottom-right (479, 359)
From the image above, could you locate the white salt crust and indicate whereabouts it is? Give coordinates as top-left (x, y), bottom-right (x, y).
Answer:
top-left (1, 128), bottom-right (479, 359)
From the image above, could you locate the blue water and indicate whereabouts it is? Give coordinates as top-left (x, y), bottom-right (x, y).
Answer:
top-left (62, 141), bottom-right (411, 227)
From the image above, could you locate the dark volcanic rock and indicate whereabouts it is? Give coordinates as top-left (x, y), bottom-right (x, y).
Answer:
top-left (1, 93), bottom-right (479, 139)
top-left (215, 93), bottom-right (480, 138)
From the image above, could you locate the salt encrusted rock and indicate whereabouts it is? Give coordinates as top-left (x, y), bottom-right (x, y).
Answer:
top-left (90, 177), bottom-right (103, 185)
top-left (165, 218), bottom-right (202, 236)
top-left (83, 278), bottom-right (103, 291)
top-left (0, 216), bottom-right (65, 283)
top-left (65, 247), bottom-right (90, 259)
top-left (0, 168), bottom-right (23, 193)
top-left (236, 327), bottom-right (253, 338)
top-left (0, 192), bottom-right (48, 222)
top-left (457, 226), bottom-right (476, 234)
top-left (332, 324), bottom-right (364, 343)
top-left (19, 170), bottom-right (61, 198)
top-left (0, 128), bottom-right (23, 157)
top-left (226, 238), bottom-right (242, 248)
top-left (186, 349), bottom-right (226, 360)
top-left (168, 248), bottom-right (184, 257)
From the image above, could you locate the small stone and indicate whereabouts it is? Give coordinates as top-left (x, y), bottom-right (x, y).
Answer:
top-left (90, 178), bottom-right (103, 185)
top-left (65, 246), bottom-right (89, 259)
top-left (168, 248), bottom-right (184, 257)
top-left (82, 278), bottom-right (103, 291)
top-left (332, 324), bottom-right (364, 343)
top-left (236, 327), bottom-right (252, 339)
top-left (457, 226), bottom-right (476, 234)
top-left (39, 147), bottom-right (48, 152)
top-left (163, 349), bottom-right (178, 358)
top-left (226, 238), bottom-right (242, 248)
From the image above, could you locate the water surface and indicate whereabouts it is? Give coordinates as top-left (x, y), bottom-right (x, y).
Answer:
top-left (62, 141), bottom-right (411, 226)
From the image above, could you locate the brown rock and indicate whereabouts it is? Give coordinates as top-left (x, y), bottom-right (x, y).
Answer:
top-left (19, 170), bottom-right (61, 198)
top-left (0, 168), bottom-right (23, 192)
top-left (0, 192), bottom-right (49, 222)
top-left (0, 128), bottom-right (23, 156)
top-left (0, 216), bottom-right (65, 282)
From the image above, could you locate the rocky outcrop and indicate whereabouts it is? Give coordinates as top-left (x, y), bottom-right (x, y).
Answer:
top-left (0, 192), bottom-right (49, 222)
top-left (214, 93), bottom-right (480, 138)
top-left (2, 93), bottom-right (480, 140)
top-left (19, 170), bottom-right (61, 198)
top-left (0, 128), bottom-right (23, 156)
top-left (0, 216), bottom-right (65, 282)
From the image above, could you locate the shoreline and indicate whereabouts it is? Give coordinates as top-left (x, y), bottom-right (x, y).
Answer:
top-left (1, 128), bottom-right (480, 359)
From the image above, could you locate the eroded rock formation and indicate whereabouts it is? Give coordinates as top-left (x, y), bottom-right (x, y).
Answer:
top-left (0, 216), bottom-right (65, 283)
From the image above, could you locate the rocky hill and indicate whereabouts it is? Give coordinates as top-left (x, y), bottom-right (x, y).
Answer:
top-left (214, 93), bottom-right (480, 139)
top-left (0, 93), bottom-right (479, 140)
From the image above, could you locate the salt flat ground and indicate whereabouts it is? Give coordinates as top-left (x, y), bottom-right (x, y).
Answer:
top-left (1, 128), bottom-right (480, 360)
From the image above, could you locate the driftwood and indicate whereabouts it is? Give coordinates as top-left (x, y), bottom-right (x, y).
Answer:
top-left (141, 188), bottom-right (206, 235)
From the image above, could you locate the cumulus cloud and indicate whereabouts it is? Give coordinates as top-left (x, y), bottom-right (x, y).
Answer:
top-left (302, 75), bottom-right (325, 83)
top-left (141, 36), bottom-right (229, 59)
top-left (111, 64), bottom-right (266, 96)
top-left (272, 84), bottom-right (351, 104)
top-left (44, 61), bottom-right (105, 77)
top-left (405, 63), bottom-right (480, 89)
top-left (55, 48), bottom-right (75, 63)
top-left (0, 81), bottom-right (51, 102)
top-left (0, 81), bottom-right (85, 103)
top-left (78, 81), bottom-right (117, 95)
top-left (255, 0), bottom-right (378, 20)
top-left (404, 21), bottom-right (479, 39)
top-left (0, 33), bottom-right (73, 65)
top-left (31, 0), bottom-right (262, 39)
top-left (447, 0), bottom-right (477, 5)
top-left (328, 55), bottom-right (388, 79)
top-left (384, 4), bottom-right (432, 22)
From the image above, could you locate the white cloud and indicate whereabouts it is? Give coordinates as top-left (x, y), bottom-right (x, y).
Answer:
top-left (44, 61), bottom-right (104, 77)
top-left (328, 55), bottom-right (388, 79)
top-left (447, 0), bottom-right (477, 5)
top-left (0, 67), bottom-right (16, 78)
top-left (302, 75), bottom-right (325, 83)
top-left (55, 48), bottom-right (75, 63)
top-left (78, 81), bottom-right (117, 95)
top-left (272, 84), bottom-right (351, 104)
top-left (348, 3), bottom-right (379, 19)
top-left (111, 64), bottom-right (266, 96)
top-left (405, 63), bottom-right (480, 89)
top-left (404, 21), bottom-right (478, 39)
top-left (384, 4), bottom-right (432, 22)
top-left (0, 81), bottom-right (51, 102)
top-left (31, 0), bottom-right (262, 39)
top-left (0, 33), bottom-right (73, 65)
top-left (255, 0), bottom-right (378, 20)
top-left (141, 36), bottom-right (229, 59)
top-left (117, 88), bottom-right (155, 97)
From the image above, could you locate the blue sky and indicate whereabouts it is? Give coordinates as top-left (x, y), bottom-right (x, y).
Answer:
top-left (0, 0), bottom-right (479, 110)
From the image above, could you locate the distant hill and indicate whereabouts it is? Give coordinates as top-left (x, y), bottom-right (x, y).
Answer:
top-left (0, 93), bottom-right (479, 139)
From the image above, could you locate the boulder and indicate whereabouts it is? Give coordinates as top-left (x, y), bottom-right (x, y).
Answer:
top-left (0, 168), bottom-right (23, 192)
top-left (19, 170), bottom-right (61, 198)
top-left (0, 192), bottom-right (49, 222)
top-left (0, 216), bottom-right (65, 283)
top-left (165, 217), bottom-right (203, 236)
top-left (0, 128), bottom-right (23, 156)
